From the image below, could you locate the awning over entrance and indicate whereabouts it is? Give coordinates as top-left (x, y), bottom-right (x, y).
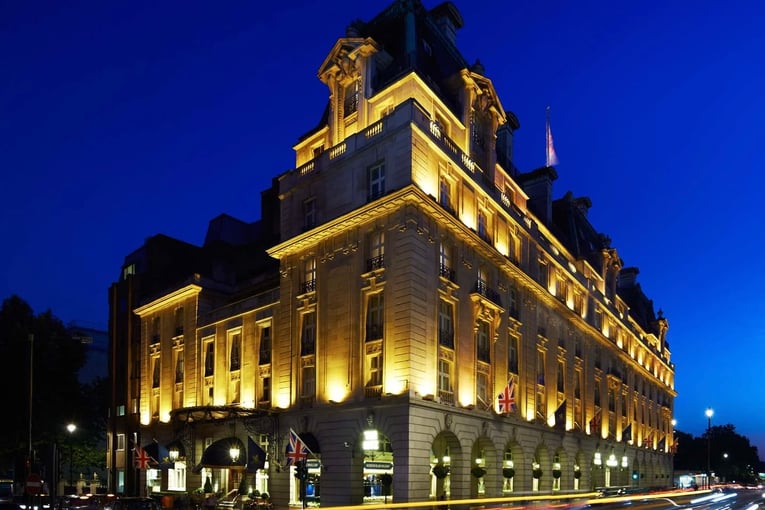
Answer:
top-left (198, 437), bottom-right (246, 469)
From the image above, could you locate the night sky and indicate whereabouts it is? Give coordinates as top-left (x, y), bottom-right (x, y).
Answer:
top-left (3, 0), bottom-right (764, 458)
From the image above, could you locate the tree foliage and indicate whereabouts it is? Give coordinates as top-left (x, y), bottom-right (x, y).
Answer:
top-left (674, 425), bottom-right (761, 484)
top-left (0, 295), bottom-right (106, 481)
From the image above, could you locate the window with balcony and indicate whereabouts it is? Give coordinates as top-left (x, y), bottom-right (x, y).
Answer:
top-left (301, 257), bottom-right (316, 294)
top-left (366, 292), bottom-right (384, 341)
top-left (438, 299), bottom-right (454, 349)
top-left (367, 230), bottom-right (384, 271)
top-left (368, 162), bottom-right (385, 200)
top-left (439, 242), bottom-right (454, 281)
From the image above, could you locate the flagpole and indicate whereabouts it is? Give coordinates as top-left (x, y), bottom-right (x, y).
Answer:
top-left (546, 106), bottom-right (551, 167)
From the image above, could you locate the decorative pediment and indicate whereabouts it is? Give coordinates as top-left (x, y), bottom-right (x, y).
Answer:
top-left (319, 38), bottom-right (379, 85)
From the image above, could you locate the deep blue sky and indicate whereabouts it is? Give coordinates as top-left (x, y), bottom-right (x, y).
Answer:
top-left (3, 0), bottom-right (764, 458)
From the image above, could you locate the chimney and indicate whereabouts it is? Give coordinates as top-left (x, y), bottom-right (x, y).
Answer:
top-left (429, 2), bottom-right (464, 47)
top-left (618, 267), bottom-right (639, 289)
top-left (517, 166), bottom-right (558, 225)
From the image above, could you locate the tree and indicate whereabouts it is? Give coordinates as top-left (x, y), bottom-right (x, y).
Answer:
top-left (0, 295), bottom-right (91, 481)
top-left (674, 425), bottom-right (760, 484)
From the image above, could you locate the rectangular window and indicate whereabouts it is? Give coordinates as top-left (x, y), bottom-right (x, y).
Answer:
top-left (174, 350), bottom-right (184, 383)
top-left (301, 363), bottom-right (316, 398)
top-left (438, 300), bottom-right (454, 348)
top-left (538, 259), bottom-right (548, 287)
top-left (204, 339), bottom-right (215, 377)
top-left (368, 163), bottom-right (385, 200)
top-left (476, 321), bottom-right (490, 363)
top-left (303, 198), bottom-right (316, 230)
top-left (508, 334), bottom-right (519, 374)
top-left (152, 356), bottom-right (160, 388)
top-left (366, 293), bottom-right (384, 341)
top-left (151, 317), bottom-right (160, 344)
top-left (344, 80), bottom-right (359, 117)
top-left (259, 326), bottom-right (271, 364)
top-left (122, 264), bottom-right (136, 280)
top-left (477, 210), bottom-right (489, 242)
top-left (174, 307), bottom-right (184, 336)
top-left (476, 370), bottom-right (489, 407)
top-left (301, 312), bottom-right (316, 356)
top-left (557, 360), bottom-right (565, 393)
top-left (117, 434), bottom-right (125, 451)
top-left (260, 376), bottom-right (271, 403)
top-left (439, 177), bottom-right (454, 213)
top-left (367, 351), bottom-right (383, 387)
top-left (437, 357), bottom-right (452, 394)
top-left (229, 332), bottom-right (241, 371)
top-left (536, 350), bottom-right (545, 385)
top-left (508, 285), bottom-right (519, 319)
top-left (574, 369), bottom-right (582, 399)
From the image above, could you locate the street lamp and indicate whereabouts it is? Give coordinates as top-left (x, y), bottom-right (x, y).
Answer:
top-left (67, 423), bottom-right (76, 489)
top-left (705, 407), bottom-right (713, 489)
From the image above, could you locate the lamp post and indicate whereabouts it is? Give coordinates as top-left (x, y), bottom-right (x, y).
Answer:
top-left (705, 408), bottom-right (713, 489)
top-left (67, 423), bottom-right (77, 489)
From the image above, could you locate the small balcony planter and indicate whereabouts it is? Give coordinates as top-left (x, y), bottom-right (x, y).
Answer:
top-left (432, 464), bottom-right (450, 479)
top-left (574, 470), bottom-right (582, 479)
top-left (532, 468), bottom-right (543, 479)
top-left (471, 466), bottom-right (487, 478)
top-left (552, 469), bottom-right (562, 479)
top-left (502, 467), bottom-right (515, 479)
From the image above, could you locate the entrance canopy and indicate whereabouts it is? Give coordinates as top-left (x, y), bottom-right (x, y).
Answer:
top-left (198, 437), bottom-right (246, 469)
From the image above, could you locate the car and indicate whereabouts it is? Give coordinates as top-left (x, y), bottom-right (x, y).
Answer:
top-left (108, 498), bottom-right (160, 510)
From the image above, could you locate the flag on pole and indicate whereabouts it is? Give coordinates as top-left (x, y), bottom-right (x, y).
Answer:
top-left (496, 378), bottom-right (516, 414)
top-left (285, 429), bottom-right (311, 466)
top-left (658, 436), bottom-right (666, 452)
top-left (589, 409), bottom-right (601, 434)
top-left (545, 106), bottom-right (559, 167)
top-left (554, 400), bottom-right (567, 430)
top-left (643, 430), bottom-right (653, 448)
top-left (247, 436), bottom-right (266, 473)
top-left (622, 422), bottom-right (632, 443)
top-left (134, 444), bottom-right (154, 470)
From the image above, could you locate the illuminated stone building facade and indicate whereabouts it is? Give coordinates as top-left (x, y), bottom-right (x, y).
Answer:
top-left (106, 0), bottom-right (676, 505)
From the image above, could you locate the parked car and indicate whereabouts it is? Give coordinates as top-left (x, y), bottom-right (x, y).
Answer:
top-left (108, 498), bottom-right (160, 510)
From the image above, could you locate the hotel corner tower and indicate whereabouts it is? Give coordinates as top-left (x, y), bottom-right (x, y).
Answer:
top-left (107, 0), bottom-right (676, 506)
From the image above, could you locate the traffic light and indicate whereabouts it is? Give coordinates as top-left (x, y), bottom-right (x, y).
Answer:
top-left (294, 460), bottom-right (308, 481)
top-left (632, 470), bottom-right (638, 480)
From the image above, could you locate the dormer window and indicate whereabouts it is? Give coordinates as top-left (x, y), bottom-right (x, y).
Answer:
top-left (344, 80), bottom-right (359, 117)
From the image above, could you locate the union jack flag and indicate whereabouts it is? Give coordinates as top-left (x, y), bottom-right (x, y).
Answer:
top-left (497, 379), bottom-right (516, 414)
top-left (134, 445), bottom-right (153, 470)
top-left (285, 429), bottom-right (310, 466)
top-left (589, 409), bottom-right (601, 434)
top-left (643, 430), bottom-right (653, 448)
